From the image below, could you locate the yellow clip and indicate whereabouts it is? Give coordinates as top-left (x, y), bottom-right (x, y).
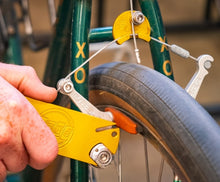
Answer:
top-left (27, 97), bottom-right (120, 166)
top-left (113, 10), bottom-right (151, 45)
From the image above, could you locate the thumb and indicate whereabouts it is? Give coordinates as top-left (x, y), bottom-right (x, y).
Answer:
top-left (0, 63), bottom-right (57, 102)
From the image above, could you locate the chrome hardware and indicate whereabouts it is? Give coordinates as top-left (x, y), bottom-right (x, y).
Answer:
top-left (57, 78), bottom-right (113, 121)
top-left (132, 11), bottom-right (145, 25)
top-left (90, 143), bottom-right (113, 168)
top-left (185, 54), bottom-right (214, 98)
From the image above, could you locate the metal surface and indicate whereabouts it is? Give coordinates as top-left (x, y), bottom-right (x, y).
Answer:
top-left (185, 54), bottom-right (214, 98)
top-left (132, 11), bottom-right (145, 25)
top-left (89, 27), bottom-right (113, 43)
top-left (90, 144), bottom-right (113, 168)
top-left (57, 78), bottom-right (113, 121)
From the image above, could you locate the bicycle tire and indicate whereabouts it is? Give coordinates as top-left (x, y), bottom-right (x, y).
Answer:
top-left (89, 62), bottom-right (220, 182)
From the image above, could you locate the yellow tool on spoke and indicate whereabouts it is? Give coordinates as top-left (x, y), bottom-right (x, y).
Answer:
top-left (27, 97), bottom-right (120, 168)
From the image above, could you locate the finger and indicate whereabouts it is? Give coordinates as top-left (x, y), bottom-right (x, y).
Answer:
top-left (0, 77), bottom-right (58, 170)
top-left (0, 79), bottom-right (29, 172)
top-left (2, 147), bottom-right (28, 173)
top-left (22, 103), bottom-right (58, 169)
top-left (0, 63), bottom-right (57, 102)
top-left (0, 117), bottom-right (28, 172)
top-left (16, 66), bottom-right (57, 102)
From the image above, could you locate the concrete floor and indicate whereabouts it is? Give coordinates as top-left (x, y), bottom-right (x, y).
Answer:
top-left (19, 0), bottom-right (220, 181)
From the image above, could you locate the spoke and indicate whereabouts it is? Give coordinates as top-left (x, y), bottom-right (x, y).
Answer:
top-left (158, 158), bottom-right (165, 182)
top-left (89, 165), bottom-right (94, 182)
top-left (144, 138), bottom-right (150, 182)
top-left (113, 137), bottom-right (122, 182)
top-left (117, 141), bottom-right (122, 182)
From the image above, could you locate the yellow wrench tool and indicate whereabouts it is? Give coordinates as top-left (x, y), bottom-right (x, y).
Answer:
top-left (27, 97), bottom-right (119, 168)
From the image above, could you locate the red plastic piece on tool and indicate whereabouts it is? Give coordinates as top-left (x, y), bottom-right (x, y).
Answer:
top-left (105, 107), bottom-right (137, 134)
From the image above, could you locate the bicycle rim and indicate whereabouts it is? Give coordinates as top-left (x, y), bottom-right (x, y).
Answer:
top-left (89, 62), bottom-right (220, 182)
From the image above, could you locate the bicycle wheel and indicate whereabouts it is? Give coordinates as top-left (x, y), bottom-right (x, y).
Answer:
top-left (89, 62), bottom-right (220, 182)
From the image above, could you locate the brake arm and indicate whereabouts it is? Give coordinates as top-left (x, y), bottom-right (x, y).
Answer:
top-left (185, 54), bottom-right (214, 98)
top-left (27, 97), bottom-right (119, 168)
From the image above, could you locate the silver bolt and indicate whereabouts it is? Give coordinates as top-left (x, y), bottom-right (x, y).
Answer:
top-left (90, 144), bottom-right (112, 168)
top-left (204, 60), bottom-right (212, 69)
top-left (57, 78), bottom-right (74, 94)
top-left (63, 82), bottom-right (73, 93)
top-left (99, 151), bottom-right (111, 164)
top-left (132, 11), bottom-right (145, 25)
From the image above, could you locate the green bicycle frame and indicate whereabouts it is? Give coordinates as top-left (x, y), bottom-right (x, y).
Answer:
top-left (70, 0), bottom-right (91, 181)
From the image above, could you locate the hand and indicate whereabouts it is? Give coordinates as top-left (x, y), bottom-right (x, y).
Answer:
top-left (0, 63), bottom-right (58, 181)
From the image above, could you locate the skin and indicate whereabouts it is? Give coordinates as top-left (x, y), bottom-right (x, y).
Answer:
top-left (0, 63), bottom-right (58, 181)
